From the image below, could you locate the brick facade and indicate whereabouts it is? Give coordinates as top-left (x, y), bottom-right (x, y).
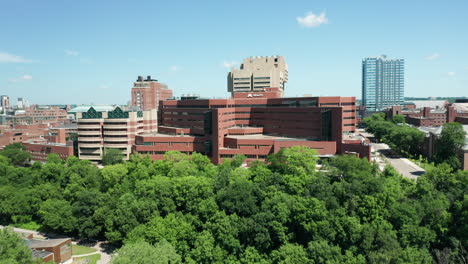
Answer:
top-left (134, 96), bottom-right (370, 164)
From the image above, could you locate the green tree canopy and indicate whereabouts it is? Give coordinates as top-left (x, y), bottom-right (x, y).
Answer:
top-left (436, 122), bottom-right (466, 169)
top-left (0, 143), bottom-right (32, 166)
top-left (102, 148), bottom-right (124, 166)
top-left (111, 240), bottom-right (181, 264)
top-left (391, 114), bottom-right (406, 124)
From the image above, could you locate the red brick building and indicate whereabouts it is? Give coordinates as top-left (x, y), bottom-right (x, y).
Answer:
top-left (23, 140), bottom-right (74, 162)
top-left (1, 105), bottom-right (69, 126)
top-left (386, 100), bottom-right (468, 127)
top-left (0, 124), bottom-right (50, 149)
top-left (387, 105), bottom-right (461, 127)
top-left (131, 76), bottom-right (173, 111)
top-left (134, 94), bottom-right (370, 164)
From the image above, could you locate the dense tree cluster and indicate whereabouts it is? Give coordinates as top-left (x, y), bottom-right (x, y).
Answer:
top-left (0, 143), bottom-right (32, 167)
top-left (435, 122), bottom-right (467, 169)
top-left (0, 145), bottom-right (467, 263)
top-left (363, 113), bottom-right (425, 157)
top-left (363, 113), bottom-right (466, 170)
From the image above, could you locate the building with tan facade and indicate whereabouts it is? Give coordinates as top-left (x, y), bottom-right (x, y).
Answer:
top-left (77, 106), bottom-right (157, 162)
top-left (227, 56), bottom-right (288, 98)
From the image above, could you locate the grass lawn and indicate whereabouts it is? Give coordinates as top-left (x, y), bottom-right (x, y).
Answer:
top-left (72, 244), bottom-right (97, 255)
top-left (73, 253), bottom-right (101, 264)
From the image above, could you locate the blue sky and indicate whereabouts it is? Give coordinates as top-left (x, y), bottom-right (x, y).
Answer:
top-left (1, 0), bottom-right (467, 105)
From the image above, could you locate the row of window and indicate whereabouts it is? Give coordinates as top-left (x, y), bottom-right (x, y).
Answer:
top-left (220, 154), bottom-right (268, 159)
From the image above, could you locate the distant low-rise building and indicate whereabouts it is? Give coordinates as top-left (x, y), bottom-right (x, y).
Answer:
top-left (387, 100), bottom-right (468, 127)
top-left (0, 124), bottom-right (50, 149)
top-left (23, 139), bottom-right (74, 162)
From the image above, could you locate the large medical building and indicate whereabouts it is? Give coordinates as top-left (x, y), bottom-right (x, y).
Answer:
top-left (362, 55), bottom-right (404, 111)
top-left (133, 95), bottom-right (370, 165)
top-left (133, 56), bottom-right (369, 164)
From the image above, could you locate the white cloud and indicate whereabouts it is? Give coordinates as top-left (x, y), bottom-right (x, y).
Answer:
top-left (297, 12), bottom-right (328, 28)
top-left (223, 61), bottom-right (238, 68)
top-left (170, 65), bottom-right (179, 71)
top-left (425, 53), bottom-right (440, 60)
top-left (65, 49), bottom-right (79, 56)
top-left (8, 75), bottom-right (33, 82)
top-left (448, 72), bottom-right (456, 76)
top-left (0, 52), bottom-right (33, 63)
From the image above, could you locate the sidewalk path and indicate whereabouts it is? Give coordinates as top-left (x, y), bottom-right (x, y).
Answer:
top-left (372, 143), bottom-right (425, 180)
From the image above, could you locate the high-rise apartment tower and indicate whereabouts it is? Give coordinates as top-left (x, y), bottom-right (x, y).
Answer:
top-left (228, 56), bottom-right (288, 98)
top-left (362, 55), bottom-right (404, 111)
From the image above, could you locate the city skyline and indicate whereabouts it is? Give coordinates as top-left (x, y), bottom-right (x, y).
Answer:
top-left (1, 0), bottom-right (467, 105)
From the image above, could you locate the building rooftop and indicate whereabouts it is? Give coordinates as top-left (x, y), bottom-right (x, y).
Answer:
top-left (452, 103), bottom-right (468, 113)
top-left (53, 123), bottom-right (78, 129)
top-left (32, 250), bottom-right (54, 259)
top-left (418, 126), bottom-right (443, 135)
top-left (26, 238), bottom-right (70, 248)
top-left (406, 100), bottom-right (448, 109)
top-left (24, 140), bottom-right (69, 147)
top-left (225, 134), bottom-right (317, 141)
top-left (68, 105), bottom-right (117, 113)
top-left (140, 132), bottom-right (195, 138)
top-left (418, 125), bottom-right (468, 136)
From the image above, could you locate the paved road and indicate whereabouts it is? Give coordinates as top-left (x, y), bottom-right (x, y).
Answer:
top-left (372, 143), bottom-right (425, 180)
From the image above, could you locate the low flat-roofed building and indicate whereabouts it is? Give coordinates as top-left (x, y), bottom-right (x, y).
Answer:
top-left (26, 238), bottom-right (72, 264)
top-left (23, 139), bottom-right (74, 162)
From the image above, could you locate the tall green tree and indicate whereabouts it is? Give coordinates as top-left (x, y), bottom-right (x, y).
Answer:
top-left (102, 148), bottom-right (124, 166)
top-left (391, 114), bottom-right (406, 124)
top-left (436, 122), bottom-right (466, 169)
top-left (383, 125), bottom-right (424, 156)
top-left (39, 199), bottom-right (77, 233)
top-left (111, 240), bottom-right (181, 264)
top-left (267, 146), bottom-right (318, 176)
top-left (0, 143), bottom-right (32, 166)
